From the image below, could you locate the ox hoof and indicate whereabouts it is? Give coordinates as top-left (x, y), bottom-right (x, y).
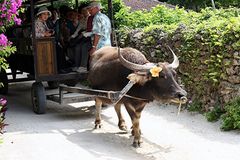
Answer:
top-left (118, 121), bottom-right (127, 131)
top-left (94, 123), bottom-right (102, 129)
top-left (94, 119), bottom-right (102, 129)
top-left (132, 141), bottom-right (142, 148)
top-left (119, 124), bottom-right (128, 131)
top-left (119, 126), bottom-right (128, 131)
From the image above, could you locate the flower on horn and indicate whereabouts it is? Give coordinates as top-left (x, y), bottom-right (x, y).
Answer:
top-left (150, 66), bottom-right (162, 77)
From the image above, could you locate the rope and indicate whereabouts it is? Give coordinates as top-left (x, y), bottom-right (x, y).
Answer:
top-left (125, 94), bottom-right (149, 101)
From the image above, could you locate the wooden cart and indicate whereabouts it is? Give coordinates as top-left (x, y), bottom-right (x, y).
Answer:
top-left (0, 0), bottom-right (114, 114)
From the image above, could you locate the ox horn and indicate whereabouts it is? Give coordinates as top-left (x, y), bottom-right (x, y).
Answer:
top-left (167, 45), bottom-right (179, 69)
top-left (118, 47), bottom-right (155, 71)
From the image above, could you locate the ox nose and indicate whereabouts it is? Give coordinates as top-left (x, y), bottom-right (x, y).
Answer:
top-left (175, 90), bottom-right (187, 99)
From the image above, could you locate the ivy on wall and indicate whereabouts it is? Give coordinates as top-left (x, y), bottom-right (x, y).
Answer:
top-left (115, 4), bottom-right (240, 130)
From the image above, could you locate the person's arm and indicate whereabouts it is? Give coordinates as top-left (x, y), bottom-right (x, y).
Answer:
top-left (89, 34), bottom-right (100, 55)
top-left (70, 23), bottom-right (83, 39)
top-left (35, 21), bottom-right (45, 38)
top-left (89, 14), bottom-right (104, 55)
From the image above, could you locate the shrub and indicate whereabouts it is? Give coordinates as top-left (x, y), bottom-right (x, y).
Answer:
top-left (187, 100), bottom-right (203, 113)
top-left (115, 3), bottom-right (240, 130)
top-left (0, 0), bottom-right (22, 141)
top-left (0, 98), bottom-right (7, 142)
top-left (0, 0), bottom-right (22, 71)
top-left (115, 5), bottom-right (188, 29)
top-left (205, 106), bottom-right (224, 122)
top-left (221, 97), bottom-right (240, 131)
top-left (166, 0), bottom-right (240, 10)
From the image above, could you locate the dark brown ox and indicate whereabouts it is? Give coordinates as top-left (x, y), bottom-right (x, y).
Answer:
top-left (88, 46), bottom-right (187, 147)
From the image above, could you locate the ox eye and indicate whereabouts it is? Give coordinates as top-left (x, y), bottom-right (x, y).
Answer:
top-left (159, 72), bottom-right (167, 79)
top-left (172, 70), bottom-right (177, 76)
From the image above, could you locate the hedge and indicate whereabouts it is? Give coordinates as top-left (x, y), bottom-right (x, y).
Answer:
top-left (114, 5), bottom-right (240, 130)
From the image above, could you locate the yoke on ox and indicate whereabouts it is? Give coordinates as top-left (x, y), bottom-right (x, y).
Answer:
top-left (88, 46), bottom-right (187, 147)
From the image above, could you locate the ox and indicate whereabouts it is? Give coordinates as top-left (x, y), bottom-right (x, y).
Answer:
top-left (88, 46), bottom-right (187, 147)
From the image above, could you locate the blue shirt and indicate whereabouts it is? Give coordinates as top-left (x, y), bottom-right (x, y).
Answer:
top-left (92, 12), bottom-right (111, 49)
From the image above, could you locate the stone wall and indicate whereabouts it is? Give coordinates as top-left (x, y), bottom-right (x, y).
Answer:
top-left (219, 52), bottom-right (240, 103)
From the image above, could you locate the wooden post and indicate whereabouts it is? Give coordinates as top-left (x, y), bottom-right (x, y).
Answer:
top-left (75, 0), bottom-right (79, 9)
top-left (51, 0), bottom-right (54, 7)
top-left (108, 0), bottom-right (115, 46)
top-left (30, 0), bottom-right (38, 81)
top-left (108, 0), bottom-right (113, 23)
top-left (211, 0), bottom-right (216, 9)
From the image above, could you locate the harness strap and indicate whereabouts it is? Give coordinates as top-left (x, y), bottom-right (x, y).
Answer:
top-left (124, 94), bottom-right (148, 101)
top-left (112, 80), bottom-right (148, 104)
top-left (112, 80), bottom-right (135, 104)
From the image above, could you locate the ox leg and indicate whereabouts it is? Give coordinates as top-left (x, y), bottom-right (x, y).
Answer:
top-left (94, 98), bottom-right (102, 129)
top-left (124, 102), bottom-right (145, 148)
top-left (114, 103), bottom-right (127, 131)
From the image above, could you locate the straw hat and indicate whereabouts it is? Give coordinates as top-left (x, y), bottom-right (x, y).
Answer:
top-left (85, 1), bottom-right (102, 9)
top-left (36, 6), bottom-right (52, 17)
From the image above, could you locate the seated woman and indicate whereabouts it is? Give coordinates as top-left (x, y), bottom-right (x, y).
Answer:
top-left (35, 6), bottom-right (54, 38)
top-left (35, 6), bottom-right (71, 73)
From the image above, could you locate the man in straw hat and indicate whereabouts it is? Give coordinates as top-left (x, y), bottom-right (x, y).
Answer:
top-left (35, 6), bottom-right (54, 38)
top-left (86, 1), bottom-right (112, 56)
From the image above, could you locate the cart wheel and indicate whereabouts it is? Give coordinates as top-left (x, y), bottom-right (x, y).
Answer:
top-left (0, 70), bottom-right (8, 95)
top-left (47, 81), bottom-right (59, 89)
top-left (31, 82), bottom-right (46, 114)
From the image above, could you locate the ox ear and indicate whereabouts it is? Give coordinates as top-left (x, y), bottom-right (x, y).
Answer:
top-left (127, 73), bottom-right (151, 85)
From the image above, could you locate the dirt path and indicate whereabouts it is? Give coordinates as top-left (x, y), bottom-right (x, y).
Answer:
top-left (0, 82), bottom-right (240, 160)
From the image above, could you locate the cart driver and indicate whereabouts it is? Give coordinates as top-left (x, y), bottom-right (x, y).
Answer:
top-left (86, 1), bottom-right (112, 55)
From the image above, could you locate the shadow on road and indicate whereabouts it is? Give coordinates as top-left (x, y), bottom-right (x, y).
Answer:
top-left (2, 81), bottom-right (240, 160)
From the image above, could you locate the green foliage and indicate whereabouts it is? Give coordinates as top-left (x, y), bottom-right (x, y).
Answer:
top-left (53, 0), bottom-right (75, 8)
top-left (221, 97), bottom-right (240, 131)
top-left (216, 0), bottom-right (240, 8)
top-left (187, 101), bottom-right (203, 113)
top-left (167, 0), bottom-right (215, 10)
top-left (115, 3), bottom-right (240, 129)
top-left (101, 0), bottom-right (125, 15)
top-left (0, 45), bottom-right (16, 71)
top-left (0, 98), bottom-right (7, 141)
top-left (0, 0), bottom-right (21, 76)
top-left (164, 0), bottom-right (240, 10)
top-left (115, 5), bottom-right (188, 29)
top-left (192, 8), bottom-right (240, 85)
top-left (53, 0), bottom-right (89, 9)
top-left (205, 106), bottom-right (224, 122)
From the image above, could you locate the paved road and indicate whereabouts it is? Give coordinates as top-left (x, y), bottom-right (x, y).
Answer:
top-left (0, 81), bottom-right (240, 160)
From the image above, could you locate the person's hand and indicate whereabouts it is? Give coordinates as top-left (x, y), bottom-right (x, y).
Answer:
top-left (44, 30), bottom-right (54, 37)
top-left (44, 31), bottom-right (52, 37)
top-left (49, 29), bottom-right (55, 35)
top-left (89, 47), bottom-right (96, 56)
top-left (82, 31), bottom-right (92, 37)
